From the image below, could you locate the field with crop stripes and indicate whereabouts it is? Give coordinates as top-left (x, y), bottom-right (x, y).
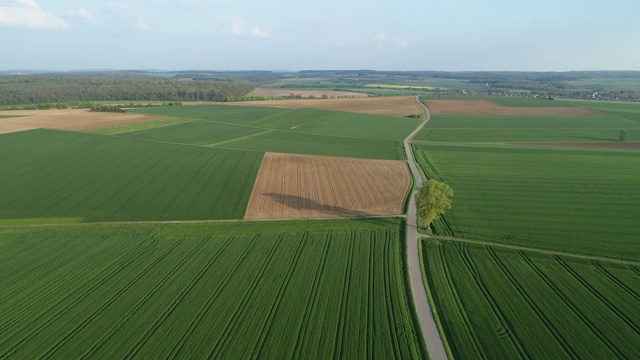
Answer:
top-left (249, 107), bottom-right (420, 140)
top-left (412, 142), bottom-right (640, 260)
top-left (0, 129), bottom-right (262, 221)
top-left (413, 113), bottom-right (639, 142)
top-left (421, 239), bottom-right (640, 359)
top-left (125, 104), bottom-right (410, 159)
top-left (0, 219), bottom-right (427, 359)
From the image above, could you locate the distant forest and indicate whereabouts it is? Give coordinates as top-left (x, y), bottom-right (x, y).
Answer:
top-left (0, 72), bottom-right (254, 105)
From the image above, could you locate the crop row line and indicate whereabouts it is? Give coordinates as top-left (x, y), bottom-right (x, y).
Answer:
top-left (37, 237), bottom-right (189, 360)
top-left (332, 232), bottom-right (356, 359)
top-left (518, 251), bottom-right (623, 358)
top-left (289, 232), bottom-right (333, 359)
top-left (486, 247), bottom-right (578, 359)
top-left (165, 235), bottom-right (259, 359)
top-left (78, 235), bottom-right (212, 359)
top-left (554, 256), bottom-right (640, 335)
top-left (0, 236), bottom-right (161, 358)
top-left (459, 245), bottom-right (530, 358)
top-left (205, 234), bottom-right (287, 358)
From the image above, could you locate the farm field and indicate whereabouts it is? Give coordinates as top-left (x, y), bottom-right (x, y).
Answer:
top-left (412, 142), bottom-right (640, 260)
top-left (245, 153), bottom-right (411, 219)
top-left (422, 239), bottom-right (640, 359)
top-left (121, 120), bottom-right (267, 146)
top-left (0, 108), bottom-right (158, 134)
top-left (0, 129), bottom-right (262, 221)
top-left (414, 113), bottom-right (640, 142)
top-left (220, 130), bottom-right (405, 160)
top-left (0, 219), bottom-right (427, 359)
top-left (230, 96), bottom-right (424, 117)
top-left (128, 105), bottom-right (411, 159)
top-left (249, 87), bottom-right (369, 98)
top-left (424, 100), bottom-right (595, 115)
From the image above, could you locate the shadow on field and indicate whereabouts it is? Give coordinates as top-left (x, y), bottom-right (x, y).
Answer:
top-left (263, 193), bottom-right (372, 217)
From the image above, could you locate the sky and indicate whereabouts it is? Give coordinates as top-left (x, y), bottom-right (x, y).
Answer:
top-left (1, 0), bottom-right (639, 71)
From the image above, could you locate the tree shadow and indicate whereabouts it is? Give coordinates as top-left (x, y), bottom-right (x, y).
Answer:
top-left (263, 192), bottom-right (372, 218)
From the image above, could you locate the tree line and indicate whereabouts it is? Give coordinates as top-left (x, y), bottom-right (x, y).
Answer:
top-left (0, 75), bottom-right (253, 105)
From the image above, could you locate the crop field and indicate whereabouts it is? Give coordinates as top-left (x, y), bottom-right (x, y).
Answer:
top-left (249, 87), bottom-right (369, 98)
top-left (421, 95), bottom-right (581, 107)
top-left (0, 108), bottom-right (158, 134)
top-left (413, 142), bottom-right (640, 260)
top-left (365, 84), bottom-right (434, 90)
top-left (424, 100), bottom-right (595, 115)
top-left (231, 96), bottom-right (424, 117)
top-left (249, 108), bottom-right (420, 140)
top-left (245, 153), bottom-right (411, 219)
top-left (0, 220), bottom-right (427, 359)
top-left (422, 239), bottom-right (640, 359)
top-left (131, 104), bottom-right (290, 126)
top-left (121, 120), bottom-right (267, 145)
top-left (221, 130), bottom-right (406, 160)
top-left (127, 105), bottom-right (409, 159)
top-left (566, 99), bottom-right (640, 122)
top-left (414, 113), bottom-right (639, 142)
top-left (0, 129), bottom-right (262, 221)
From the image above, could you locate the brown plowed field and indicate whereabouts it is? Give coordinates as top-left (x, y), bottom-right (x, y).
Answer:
top-left (0, 109), bottom-right (158, 134)
top-left (228, 96), bottom-right (423, 117)
top-left (245, 152), bottom-right (412, 219)
top-left (511, 141), bottom-right (640, 150)
top-left (249, 88), bottom-right (369, 98)
top-left (426, 100), bottom-right (596, 115)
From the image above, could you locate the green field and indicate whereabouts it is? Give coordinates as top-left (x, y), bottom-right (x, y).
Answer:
top-left (249, 108), bottom-right (420, 140)
top-left (130, 104), bottom-right (290, 125)
top-left (125, 104), bottom-right (409, 159)
top-left (421, 95), bottom-right (578, 107)
top-left (121, 120), bottom-right (267, 146)
top-left (0, 219), bottom-right (427, 359)
top-left (0, 129), bottom-right (262, 221)
top-left (422, 239), bottom-right (640, 359)
top-left (413, 142), bottom-right (640, 260)
top-left (414, 114), bottom-right (640, 142)
top-left (221, 130), bottom-right (405, 160)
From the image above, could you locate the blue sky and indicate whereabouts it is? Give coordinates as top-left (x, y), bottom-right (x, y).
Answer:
top-left (1, 0), bottom-right (638, 71)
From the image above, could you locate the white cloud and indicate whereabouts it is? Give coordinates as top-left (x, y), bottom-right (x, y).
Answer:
top-left (221, 18), bottom-right (271, 38)
top-left (0, 0), bottom-right (67, 29)
top-left (250, 26), bottom-right (270, 38)
top-left (63, 8), bottom-right (99, 24)
top-left (132, 20), bottom-right (148, 32)
top-left (394, 36), bottom-right (409, 48)
top-left (370, 33), bottom-right (409, 48)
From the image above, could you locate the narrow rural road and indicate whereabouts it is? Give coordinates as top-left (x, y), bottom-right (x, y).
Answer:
top-left (404, 96), bottom-right (448, 360)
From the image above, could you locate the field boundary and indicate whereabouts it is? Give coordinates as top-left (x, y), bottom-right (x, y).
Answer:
top-left (429, 235), bottom-right (640, 266)
top-left (418, 239), bottom-right (455, 359)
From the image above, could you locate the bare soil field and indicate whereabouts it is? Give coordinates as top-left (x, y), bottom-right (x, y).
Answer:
top-left (426, 100), bottom-right (597, 115)
top-left (249, 87), bottom-right (369, 98)
top-left (0, 109), bottom-right (158, 134)
top-left (511, 141), bottom-right (640, 150)
top-left (245, 152), bottom-right (412, 219)
top-left (228, 96), bottom-right (424, 117)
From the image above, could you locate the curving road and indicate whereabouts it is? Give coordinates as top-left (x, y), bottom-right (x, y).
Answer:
top-left (404, 96), bottom-right (448, 360)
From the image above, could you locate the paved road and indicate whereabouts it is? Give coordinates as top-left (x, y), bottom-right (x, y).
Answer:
top-left (404, 96), bottom-right (448, 360)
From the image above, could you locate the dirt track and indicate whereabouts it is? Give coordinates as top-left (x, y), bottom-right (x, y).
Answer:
top-left (0, 109), bottom-right (158, 134)
top-left (228, 96), bottom-right (423, 117)
top-left (426, 100), bottom-right (597, 115)
top-left (244, 153), bottom-right (411, 219)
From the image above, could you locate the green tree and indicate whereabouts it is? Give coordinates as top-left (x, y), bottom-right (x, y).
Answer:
top-left (417, 180), bottom-right (454, 229)
top-left (619, 130), bottom-right (628, 142)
